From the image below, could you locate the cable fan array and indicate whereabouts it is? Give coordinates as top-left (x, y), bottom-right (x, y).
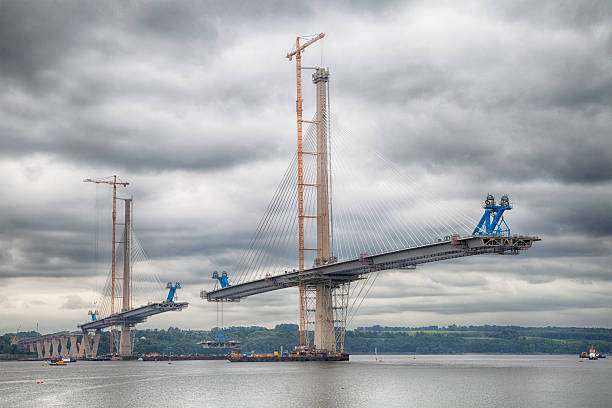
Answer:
top-left (89, 187), bottom-right (169, 319)
top-left (232, 114), bottom-right (474, 282)
top-left (228, 112), bottom-right (478, 326)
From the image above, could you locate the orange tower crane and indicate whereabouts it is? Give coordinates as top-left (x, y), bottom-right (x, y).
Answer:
top-left (83, 175), bottom-right (129, 354)
top-left (286, 32), bottom-right (325, 346)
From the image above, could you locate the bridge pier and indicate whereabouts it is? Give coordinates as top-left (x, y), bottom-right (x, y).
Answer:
top-left (29, 343), bottom-right (34, 353)
top-left (43, 340), bottom-right (51, 359)
top-left (51, 338), bottom-right (60, 359)
top-left (77, 339), bottom-right (85, 358)
top-left (80, 332), bottom-right (92, 358)
top-left (60, 336), bottom-right (69, 357)
top-left (314, 283), bottom-right (336, 352)
top-left (91, 330), bottom-right (101, 358)
top-left (119, 325), bottom-right (132, 357)
top-left (70, 335), bottom-right (79, 358)
top-left (36, 341), bottom-right (43, 359)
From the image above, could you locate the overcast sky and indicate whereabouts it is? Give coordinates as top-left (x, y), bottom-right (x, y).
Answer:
top-left (1, 0), bottom-right (611, 334)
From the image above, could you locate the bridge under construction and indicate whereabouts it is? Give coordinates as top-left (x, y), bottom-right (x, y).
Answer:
top-left (201, 33), bottom-right (540, 359)
top-left (15, 33), bottom-right (539, 360)
top-left (15, 177), bottom-right (187, 359)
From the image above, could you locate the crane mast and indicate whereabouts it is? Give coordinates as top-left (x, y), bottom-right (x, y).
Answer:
top-left (286, 32), bottom-right (325, 346)
top-left (83, 175), bottom-right (129, 355)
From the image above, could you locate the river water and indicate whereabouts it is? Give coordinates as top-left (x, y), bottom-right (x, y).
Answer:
top-left (1, 355), bottom-right (610, 407)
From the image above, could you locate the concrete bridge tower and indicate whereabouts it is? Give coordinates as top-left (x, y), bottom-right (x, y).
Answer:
top-left (312, 68), bottom-right (336, 353)
top-left (119, 198), bottom-right (132, 357)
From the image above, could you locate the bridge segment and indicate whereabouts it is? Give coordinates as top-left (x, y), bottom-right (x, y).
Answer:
top-left (15, 302), bottom-right (188, 360)
top-left (203, 234), bottom-right (539, 301)
top-left (78, 301), bottom-right (188, 331)
top-left (16, 331), bottom-right (92, 359)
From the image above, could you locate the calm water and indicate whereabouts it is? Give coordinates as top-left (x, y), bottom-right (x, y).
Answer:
top-left (1, 355), bottom-right (610, 407)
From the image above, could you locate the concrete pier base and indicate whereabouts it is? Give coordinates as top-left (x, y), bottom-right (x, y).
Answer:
top-left (43, 340), bottom-right (51, 359)
top-left (77, 340), bottom-right (85, 358)
top-left (70, 335), bottom-right (79, 358)
top-left (119, 325), bottom-right (131, 357)
top-left (51, 338), bottom-right (59, 359)
top-left (80, 333), bottom-right (91, 358)
top-left (36, 341), bottom-right (43, 359)
top-left (60, 337), bottom-right (68, 357)
top-left (91, 330), bottom-right (101, 358)
top-left (314, 283), bottom-right (336, 353)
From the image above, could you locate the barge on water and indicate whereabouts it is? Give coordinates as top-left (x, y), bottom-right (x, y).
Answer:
top-left (228, 348), bottom-right (349, 362)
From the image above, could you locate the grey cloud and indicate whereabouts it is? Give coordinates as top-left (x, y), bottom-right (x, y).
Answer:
top-left (60, 294), bottom-right (90, 310)
top-left (0, 0), bottom-right (611, 332)
top-left (491, 0), bottom-right (612, 30)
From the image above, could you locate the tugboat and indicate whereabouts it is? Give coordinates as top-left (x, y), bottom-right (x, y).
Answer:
top-left (580, 347), bottom-right (602, 360)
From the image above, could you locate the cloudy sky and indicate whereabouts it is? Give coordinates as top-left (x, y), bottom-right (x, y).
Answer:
top-left (1, 0), bottom-right (611, 334)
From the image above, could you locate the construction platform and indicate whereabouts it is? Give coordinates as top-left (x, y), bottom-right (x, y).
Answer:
top-left (228, 352), bottom-right (349, 362)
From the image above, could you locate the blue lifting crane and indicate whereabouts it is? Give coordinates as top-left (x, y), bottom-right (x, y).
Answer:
top-left (207, 271), bottom-right (237, 347)
top-left (212, 271), bottom-right (230, 288)
top-left (472, 194), bottom-right (512, 237)
top-left (166, 282), bottom-right (181, 303)
top-left (88, 310), bottom-right (98, 321)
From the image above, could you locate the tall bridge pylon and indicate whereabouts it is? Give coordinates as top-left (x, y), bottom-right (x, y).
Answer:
top-left (285, 33), bottom-right (326, 347)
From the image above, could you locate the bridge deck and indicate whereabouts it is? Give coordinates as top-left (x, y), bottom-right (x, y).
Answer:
top-left (203, 235), bottom-right (539, 301)
top-left (16, 331), bottom-right (85, 345)
top-left (78, 301), bottom-right (188, 331)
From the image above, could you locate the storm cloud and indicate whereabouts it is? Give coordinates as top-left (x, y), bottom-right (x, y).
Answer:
top-left (0, 0), bottom-right (611, 333)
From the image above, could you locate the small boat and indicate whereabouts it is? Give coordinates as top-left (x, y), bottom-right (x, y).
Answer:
top-left (581, 347), bottom-right (602, 360)
top-left (49, 360), bottom-right (66, 366)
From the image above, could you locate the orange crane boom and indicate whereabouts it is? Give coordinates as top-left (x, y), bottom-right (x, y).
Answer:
top-left (286, 33), bottom-right (325, 347)
top-left (286, 33), bottom-right (325, 60)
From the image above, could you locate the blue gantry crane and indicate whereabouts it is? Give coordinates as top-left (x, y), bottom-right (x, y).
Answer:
top-left (212, 271), bottom-right (230, 288)
top-left (166, 282), bottom-right (181, 303)
top-left (472, 194), bottom-right (512, 236)
top-left (195, 271), bottom-right (241, 350)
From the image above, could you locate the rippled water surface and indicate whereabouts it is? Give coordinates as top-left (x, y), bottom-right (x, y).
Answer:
top-left (1, 355), bottom-right (610, 407)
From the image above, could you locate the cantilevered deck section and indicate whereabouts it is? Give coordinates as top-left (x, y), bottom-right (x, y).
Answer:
top-left (203, 234), bottom-right (539, 302)
top-left (78, 301), bottom-right (188, 331)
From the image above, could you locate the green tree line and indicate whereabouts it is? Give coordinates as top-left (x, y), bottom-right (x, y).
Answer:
top-left (4, 326), bottom-right (611, 356)
top-left (127, 325), bottom-right (612, 355)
